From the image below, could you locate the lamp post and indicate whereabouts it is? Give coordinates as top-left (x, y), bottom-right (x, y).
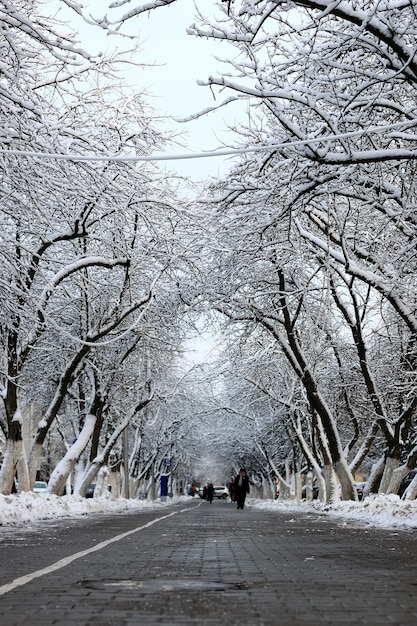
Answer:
top-left (124, 426), bottom-right (129, 499)
top-left (169, 464), bottom-right (173, 498)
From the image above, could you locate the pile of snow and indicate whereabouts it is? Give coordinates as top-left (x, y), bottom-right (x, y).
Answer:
top-left (0, 492), bottom-right (416, 529)
top-left (253, 494), bottom-right (417, 529)
top-left (0, 492), bottom-right (189, 526)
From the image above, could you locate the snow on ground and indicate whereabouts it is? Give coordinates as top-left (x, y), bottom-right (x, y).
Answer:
top-left (252, 494), bottom-right (417, 529)
top-left (0, 492), bottom-right (190, 526)
top-left (0, 492), bottom-right (416, 529)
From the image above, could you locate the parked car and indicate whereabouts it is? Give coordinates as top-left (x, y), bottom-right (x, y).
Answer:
top-left (213, 485), bottom-right (229, 499)
top-left (355, 481), bottom-right (367, 500)
top-left (33, 480), bottom-right (48, 493)
top-left (398, 470), bottom-right (417, 498)
top-left (85, 483), bottom-right (97, 498)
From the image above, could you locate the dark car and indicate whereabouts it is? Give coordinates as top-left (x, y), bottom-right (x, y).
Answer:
top-left (398, 470), bottom-right (417, 498)
top-left (85, 483), bottom-right (96, 498)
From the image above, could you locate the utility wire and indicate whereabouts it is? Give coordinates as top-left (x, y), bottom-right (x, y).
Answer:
top-left (0, 120), bottom-right (415, 163)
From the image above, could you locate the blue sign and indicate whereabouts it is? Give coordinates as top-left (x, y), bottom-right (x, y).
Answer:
top-left (160, 474), bottom-right (168, 497)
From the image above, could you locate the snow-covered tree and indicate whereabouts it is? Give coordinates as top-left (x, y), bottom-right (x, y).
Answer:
top-left (0, 1), bottom-right (195, 494)
top-left (176, 0), bottom-right (417, 499)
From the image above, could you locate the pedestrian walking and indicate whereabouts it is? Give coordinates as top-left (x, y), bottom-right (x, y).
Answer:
top-left (234, 468), bottom-right (249, 509)
top-left (206, 482), bottom-right (214, 503)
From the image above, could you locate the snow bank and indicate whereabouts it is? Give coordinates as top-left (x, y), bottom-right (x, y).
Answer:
top-left (0, 492), bottom-right (189, 526)
top-left (1, 492), bottom-right (416, 530)
top-left (252, 494), bottom-right (417, 529)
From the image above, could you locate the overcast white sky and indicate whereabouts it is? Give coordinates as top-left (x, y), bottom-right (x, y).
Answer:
top-left (58, 0), bottom-right (241, 181)
top-left (134, 0), bottom-right (236, 180)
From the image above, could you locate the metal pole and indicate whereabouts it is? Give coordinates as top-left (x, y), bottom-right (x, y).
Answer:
top-left (169, 469), bottom-right (173, 497)
top-left (151, 464), bottom-right (155, 500)
top-left (124, 426), bottom-right (129, 499)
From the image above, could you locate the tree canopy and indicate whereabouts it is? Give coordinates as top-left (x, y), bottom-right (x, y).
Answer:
top-left (1, 0), bottom-right (417, 502)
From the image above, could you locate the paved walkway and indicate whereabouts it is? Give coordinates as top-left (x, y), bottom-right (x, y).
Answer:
top-left (0, 498), bottom-right (416, 625)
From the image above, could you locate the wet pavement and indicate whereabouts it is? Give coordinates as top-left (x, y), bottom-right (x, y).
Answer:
top-left (0, 498), bottom-right (416, 625)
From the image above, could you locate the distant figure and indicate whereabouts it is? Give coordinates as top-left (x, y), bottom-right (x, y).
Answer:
top-left (234, 468), bottom-right (249, 510)
top-left (229, 478), bottom-right (235, 502)
top-left (206, 483), bottom-right (215, 503)
top-left (202, 485), bottom-right (208, 500)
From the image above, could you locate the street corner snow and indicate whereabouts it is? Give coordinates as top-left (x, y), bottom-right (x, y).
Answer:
top-left (0, 492), bottom-right (190, 526)
top-left (251, 494), bottom-right (417, 530)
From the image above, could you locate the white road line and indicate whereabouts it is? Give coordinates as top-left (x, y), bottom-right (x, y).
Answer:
top-left (0, 508), bottom-right (190, 597)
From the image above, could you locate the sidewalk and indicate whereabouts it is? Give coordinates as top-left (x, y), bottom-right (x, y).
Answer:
top-left (0, 498), bottom-right (416, 625)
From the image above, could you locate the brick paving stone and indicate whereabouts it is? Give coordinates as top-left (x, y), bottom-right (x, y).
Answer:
top-left (1, 499), bottom-right (417, 625)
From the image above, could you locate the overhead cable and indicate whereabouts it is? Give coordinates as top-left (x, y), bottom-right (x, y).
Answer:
top-left (0, 120), bottom-right (415, 163)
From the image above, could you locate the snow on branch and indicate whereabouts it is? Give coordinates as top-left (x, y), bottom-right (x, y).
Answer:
top-left (294, 0), bottom-right (417, 78)
top-left (39, 256), bottom-right (129, 308)
top-left (99, 0), bottom-right (177, 26)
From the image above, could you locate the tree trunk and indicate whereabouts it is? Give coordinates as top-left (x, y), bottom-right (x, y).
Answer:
top-left (379, 456), bottom-right (401, 494)
top-left (48, 413), bottom-right (97, 496)
top-left (363, 455), bottom-right (385, 498)
top-left (0, 417), bottom-right (22, 495)
top-left (334, 459), bottom-right (358, 501)
top-left (0, 438), bottom-right (23, 494)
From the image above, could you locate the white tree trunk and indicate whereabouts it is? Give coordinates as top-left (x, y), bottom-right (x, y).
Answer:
top-left (16, 444), bottom-right (30, 493)
top-left (48, 413), bottom-right (97, 495)
top-left (387, 465), bottom-right (411, 496)
top-left (0, 439), bottom-right (23, 494)
top-left (379, 456), bottom-right (400, 494)
top-left (28, 441), bottom-right (44, 486)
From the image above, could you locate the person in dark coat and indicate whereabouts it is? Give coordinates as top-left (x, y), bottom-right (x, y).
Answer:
top-left (206, 482), bottom-right (215, 503)
top-left (234, 468), bottom-right (249, 509)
